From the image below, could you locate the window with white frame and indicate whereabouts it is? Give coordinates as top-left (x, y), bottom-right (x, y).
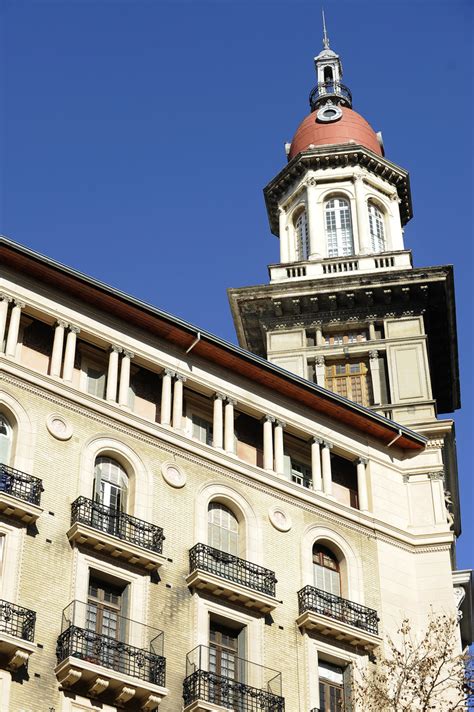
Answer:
top-left (294, 210), bottom-right (310, 261)
top-left (0, 416), bottom-right (12, 465)
top-left (318, 660), bottom-right (348, 712)
top-left (325, 197), bottom-right (354, 257)
top-left (208, 502), bottom-right (239, 556)
top-left (368, 201), bottom-right (386, 253)
top-left (192, 414), bottom-right (213, 446)
top-left (313, 544), bottom-right (341, 596)
top-left (93, 456), bottom-right (129, 516)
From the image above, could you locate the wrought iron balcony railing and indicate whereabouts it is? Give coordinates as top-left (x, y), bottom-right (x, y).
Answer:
top-left (0, 599), bottom-right (36, 642)
top-left (0, 463), bottom-right (43, 506)
top-left (298, 585), bottom-right (379, 636)
top-left (56, 600), bottom-right (166, 686)
top-left (183, 645), bottom-right (284, 712)
top-left (189, 543), bottom-right (277, 598)
top-left (309, 81), bottom-right (352, 111)
top-left (71, 496), bottom-right (165, 554)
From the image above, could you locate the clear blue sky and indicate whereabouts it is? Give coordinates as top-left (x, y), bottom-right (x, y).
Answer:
top-left (1, 1), bottom-right (472, 570)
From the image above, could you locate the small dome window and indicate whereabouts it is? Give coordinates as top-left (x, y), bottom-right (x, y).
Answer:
top-left (317, 104), bottom-right (342, 123)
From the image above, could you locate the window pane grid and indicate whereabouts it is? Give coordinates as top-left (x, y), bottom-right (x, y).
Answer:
top-left (325, 198), bottom-right (354, 257)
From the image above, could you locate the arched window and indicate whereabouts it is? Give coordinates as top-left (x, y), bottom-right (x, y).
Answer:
top-left (368, 202), bottom-right (385, 253)
top-left (294, 210), bottom-right (309, 261)
top-left (0, 416), bottom-right (12, 465)
top-left (325, 198), bottom-right (354, 257)
top-left (313, 543), bottom-right (341, 596)
top-left (208, 502), bottom-right (239, 555)
top-left (93, 456), bottom-right (129, 514)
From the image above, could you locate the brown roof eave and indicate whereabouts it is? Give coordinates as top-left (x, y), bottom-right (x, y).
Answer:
top-left (0, 236), bottom-right (426, 451)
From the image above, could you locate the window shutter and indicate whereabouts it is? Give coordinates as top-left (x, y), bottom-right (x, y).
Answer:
top-left (118, 585), bottom-right (128, 643)
top-left (237, 627), bottom-right (247, 683)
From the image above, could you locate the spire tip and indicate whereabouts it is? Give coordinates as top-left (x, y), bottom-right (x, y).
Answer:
top-left (322, 9), bottom-right (330, 49)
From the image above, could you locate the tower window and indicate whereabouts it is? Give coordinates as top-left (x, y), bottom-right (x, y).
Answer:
top-left (294, 210), bottom-right (309, 261)
top-left (368, 202), bottom-right (386, 253)
top-left (325, 358), bottom-right (373, 406)
top-left (325, 198), bottom-right (354, 257)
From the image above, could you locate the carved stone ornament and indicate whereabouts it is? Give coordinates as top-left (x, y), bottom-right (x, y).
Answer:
top-left (453, 586), bottom-right (466, 622)
top-left (269, 507), bottom-right (292, 532)
top-left (46, 413), bottom-right (73, 441)
top-left (369, 350), bottom-right (379, 360)
top-left (315, 355), bottom-right (325, 366)
top-left (161, 461), bottom-right (186, 489)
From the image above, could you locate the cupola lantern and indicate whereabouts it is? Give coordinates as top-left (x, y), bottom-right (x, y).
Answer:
top-left (310, 11), bottom-right (352, 113)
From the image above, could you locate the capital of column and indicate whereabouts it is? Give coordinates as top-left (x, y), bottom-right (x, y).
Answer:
top-left (315, 355), bottom-right (325, 366)
top-left (69, 325), bottom-right (81, 335)
top-left (13, 300), bottom-right (25, 309)
top-left (164, 368), bottom-right (175, 378)
top-left (214, 392), bottom-right (226, 401)
top-left (262, 414), bottom-right (275, 424)
top-left (0, 294), bottom-right (12, 303)
top-left (306, 176), bottom-right (317, 187)
top-left (322, 440), bottom-right (333, 450)
top-left (57, 319), bottom-right (69, 329)
top-left (428, 471), bottom-right (444, 481)
top-left (111, 344), bottom-right (123, 354)
top-left (369, 350), bottom-right (379, 360)
top-left (275, 419), bottom-right (286, 429)
top-left (175, 373), bottom-right (187, 383)
top-left (312, 436), bottom-right (323, 446)
top-left (225, 398), bottom-right (237, 406)
top-left (358, 458), bottom-right (368, 467)
top-left (123, 350), bottom-right (134, 359)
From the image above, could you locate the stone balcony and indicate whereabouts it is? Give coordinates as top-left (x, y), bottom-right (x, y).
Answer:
top-left (0, 463), bottom-right (43, 524)
top-left (269, 250), bottom-right (412, 283)
top-left (55, 600), bottom-right (168, 710)
top-left (0, 599), bottom-right (37, 671)
top-left (186, 543), bottom-right (278, 614)
top-left (183, 645), bottom-right (284, 712)
top-left (296, 585), bottom-right (381, 650)
top-left (67, 496), bottom-right (166, 572)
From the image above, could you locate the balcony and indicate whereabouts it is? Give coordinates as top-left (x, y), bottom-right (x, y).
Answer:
top-left (186, 543), bottom-right (278, 614)
top-left (0, 463), bottom-right (43, 524)
top-left (183, 645), bottom-right (284, 712)
top-left (297, 586), bottom-right (381, 650)
top-left (67, 496), bottom-right (166, 572)
top-left (309, 81), bottom-right (352, 111)
top-left (55, 600), bottom-right (168, 709)
top-left (0, 599), bottom-right (36, 670)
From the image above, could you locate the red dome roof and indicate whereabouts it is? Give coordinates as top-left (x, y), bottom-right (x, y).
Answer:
top-left (289, 106), bottom-right (382, 159)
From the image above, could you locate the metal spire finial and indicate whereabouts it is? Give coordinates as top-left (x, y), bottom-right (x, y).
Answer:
top-left (322, 9), bottom-right (330, 49)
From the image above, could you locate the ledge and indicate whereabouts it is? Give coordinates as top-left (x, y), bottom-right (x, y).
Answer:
top-left (183, 702), bottom-right (233, 712)
top-left (66, 521), bottom-right (167, 572)
top-left (0, 631), bottom-right (36, 671)
top-left (55, 656), bottom-right (168, 710)
top-left (296, 610), bottom-right (382, 650)
top-left (0, 492), bottom-right (42, 524)
top-left (186, 569), bottom-right (278, 613)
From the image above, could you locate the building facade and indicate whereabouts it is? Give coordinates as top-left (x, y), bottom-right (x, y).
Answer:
top-left (0, 30), bottom-right (472, 712)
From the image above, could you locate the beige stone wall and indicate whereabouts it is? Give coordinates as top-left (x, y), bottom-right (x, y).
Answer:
top-left (0, 370), bottom-right (458, 711)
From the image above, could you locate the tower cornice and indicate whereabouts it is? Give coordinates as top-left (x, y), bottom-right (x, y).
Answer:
top-left (264, 144), bottom-right (412, 236)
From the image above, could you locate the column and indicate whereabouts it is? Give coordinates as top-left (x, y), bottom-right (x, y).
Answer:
top-left (279, 209), bottom-right (290, 263)
top-left (118, 350), bottom-right (134, 407)
top-left (5, 300), bottom-right (25, 357)
top-left (263, 415), bottom-right (274, 471)
top-left (212, 393), bottom-right (225, 449)
top-left (50, 320), bottom-right (68, 377)
top-left (160, 369), bottom-right (174, 426)
top-left (357, 458), bottom-right (369, 512)
top-left (311, 437), bottom-right (323, 492)
top-left (315, 323), bottom-right (324, 346)
top-left (306, 178), bottom-right (324, 258)
top-left (224, 398), bottom-right (236, 454)
top-left (274, 420), bottom-right (285, 475)
top-left (0, 296), bottom-right (12, 353)
top-left (368, 321), bottom-right (376, 341)
top-left (428, 472), bottom-right (446, 524)
top-left (369, 350), bottom-right (382, 405)
top-left (106, 345), bottom-right (122, 402)
top-left (62, 325), bottom-right (80, 382)
top-left (315, 355), bottom-right (325, 387)
top-left (354, 174), bottom-right (370, 254)
top-left (321, 441), bottom-right (333, 496)
top-left (172, 374), bottom-right (186, 430)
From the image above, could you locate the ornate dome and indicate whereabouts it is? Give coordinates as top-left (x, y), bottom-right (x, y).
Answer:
top-left (288, 106), bottom-right (382, 160)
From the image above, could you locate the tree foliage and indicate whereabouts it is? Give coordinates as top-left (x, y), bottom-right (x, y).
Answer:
top-left (352, 614), bottom-right (473, 711)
